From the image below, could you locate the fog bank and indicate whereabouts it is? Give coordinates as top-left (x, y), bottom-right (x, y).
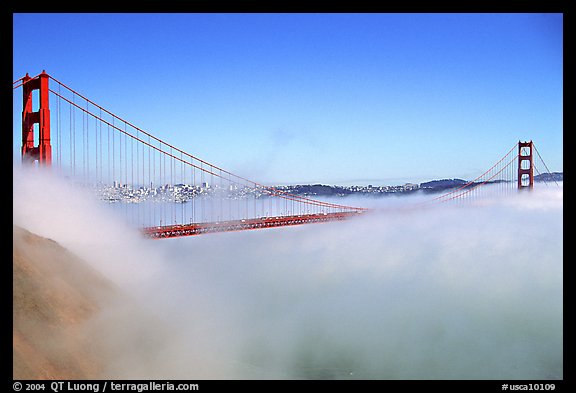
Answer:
top-left (13, 167), bottom-right (563, 379)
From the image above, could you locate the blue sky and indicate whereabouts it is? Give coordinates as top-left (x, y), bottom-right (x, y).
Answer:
top-left (13, 13), bottom-right (563, 185)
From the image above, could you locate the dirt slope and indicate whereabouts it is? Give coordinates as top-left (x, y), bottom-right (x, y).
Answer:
top-left (13, 225), bottom-right (119, 379)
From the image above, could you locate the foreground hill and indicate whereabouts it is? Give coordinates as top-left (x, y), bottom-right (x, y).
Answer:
top-left (13, 226), bottom-right (119, 379)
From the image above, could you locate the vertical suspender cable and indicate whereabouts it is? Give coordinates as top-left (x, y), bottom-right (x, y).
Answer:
top-left (57, 84), bottom-right (61, 169)
top-left (86, 100), bottom-right (89, 184)
top-left (112, 117), bottom-right (115, 184)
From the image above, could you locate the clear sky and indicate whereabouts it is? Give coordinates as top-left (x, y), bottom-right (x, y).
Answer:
top-left (12, 13), bottom-right (563, 185)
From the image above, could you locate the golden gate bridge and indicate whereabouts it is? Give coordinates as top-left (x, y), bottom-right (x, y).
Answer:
top-left (13, 71), bottom-right (558, 239)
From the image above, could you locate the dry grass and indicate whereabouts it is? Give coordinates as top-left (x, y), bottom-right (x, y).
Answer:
top-left (13, 226), bottom-right (118, 379)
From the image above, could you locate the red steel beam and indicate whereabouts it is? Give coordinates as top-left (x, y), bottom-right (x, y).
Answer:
top-left (142, 211), bottom-right (365, 239)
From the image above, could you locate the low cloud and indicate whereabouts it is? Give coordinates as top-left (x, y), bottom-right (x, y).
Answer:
top-left (13, 166), bottom-right (563, 379)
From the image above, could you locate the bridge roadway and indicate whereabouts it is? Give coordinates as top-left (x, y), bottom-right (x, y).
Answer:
top-left (142, 211), bottom-right (364, 239)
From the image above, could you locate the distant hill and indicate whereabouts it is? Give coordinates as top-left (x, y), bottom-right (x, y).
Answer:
top-left (419, 178), bottom-right (468, 192)
top-left (288, 184), bottom-right (353, 196)
top-left (276, 172), bottom-right (563, 197)
top-left (535, 172), bottom-right (563, 182)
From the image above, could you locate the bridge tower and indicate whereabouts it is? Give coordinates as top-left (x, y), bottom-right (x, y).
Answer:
top-left (21, 71), bottom-right (51, 166)
top-left (517, 140), bottom-right (534, 190)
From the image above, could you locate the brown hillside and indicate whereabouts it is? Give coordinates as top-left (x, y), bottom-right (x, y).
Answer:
top-left (13, 225), bottom-right (119, 379)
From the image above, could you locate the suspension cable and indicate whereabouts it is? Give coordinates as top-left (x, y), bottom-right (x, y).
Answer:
top-left (533, 143), bottom-right (560, 187)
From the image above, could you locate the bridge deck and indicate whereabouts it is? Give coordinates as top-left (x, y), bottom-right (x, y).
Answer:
top-left (142, 211), bottom-right (364, 239)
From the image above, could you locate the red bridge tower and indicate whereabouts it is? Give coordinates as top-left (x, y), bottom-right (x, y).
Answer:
top-left (518, 140), bottom-right (534, 189)
top-left (21, 71), bottom-right (51, 166)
